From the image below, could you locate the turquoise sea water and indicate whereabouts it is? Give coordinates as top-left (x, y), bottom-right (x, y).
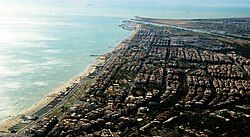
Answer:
top-left (0, 0), bottom-right (249, 120)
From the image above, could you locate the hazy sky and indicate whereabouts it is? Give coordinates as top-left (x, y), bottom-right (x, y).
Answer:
top-left (0, 0), bottom-right (249, 18)
top-left (1, 0), bottom-right (250, 7)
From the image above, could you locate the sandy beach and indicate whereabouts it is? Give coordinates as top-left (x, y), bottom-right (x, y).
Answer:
top-left (0, 57), bottom-right (103, 134)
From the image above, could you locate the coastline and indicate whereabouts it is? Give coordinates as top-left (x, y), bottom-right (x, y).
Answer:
top-left (0, 54), bottom-right (102, 133)
top-left (0, 30), bottom-right (135, 134)
top-left (12, 17), bottom-right (250, 137)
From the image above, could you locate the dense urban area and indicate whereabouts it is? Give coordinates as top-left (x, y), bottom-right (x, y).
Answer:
top-left (8, 20), bottom-right (250, 137)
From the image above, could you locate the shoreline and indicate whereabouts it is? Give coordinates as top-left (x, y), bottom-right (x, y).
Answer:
top-left (0, 30), bottom-right (135, 134)
top-left (0, 59), bottom-right (99, 133)
top-left (6, 17), bottom-right (250, 136)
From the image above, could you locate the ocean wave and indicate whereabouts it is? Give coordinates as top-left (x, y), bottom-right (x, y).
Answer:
top-left (33, 81), bottom-right (48, 87)
top-left (0, 65), bottom-right (36, 77)
top-left (40, 57), bottom-right (70, 67)
top-left (0, 66), bottom-right (20, 76)
top-left (0, 108), bottom-right (6, 112)
top-left (0, 82), bottom-right (22, 90)
top-left (42, 49), bottom-right (63, 54)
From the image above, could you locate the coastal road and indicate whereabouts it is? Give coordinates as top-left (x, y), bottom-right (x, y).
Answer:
top-left (16, 81), bottom-right (83, 135)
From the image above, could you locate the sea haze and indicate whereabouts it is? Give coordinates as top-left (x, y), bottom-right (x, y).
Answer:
top-left (0, 0), bottom-right (249, 120)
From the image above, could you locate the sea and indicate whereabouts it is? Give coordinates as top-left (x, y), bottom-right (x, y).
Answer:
top-left (0, 0), bottom-right (249, 120)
